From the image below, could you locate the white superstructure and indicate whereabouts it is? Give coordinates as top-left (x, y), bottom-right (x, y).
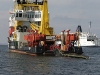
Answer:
top-left (75, 32), bottom-right (100, 47)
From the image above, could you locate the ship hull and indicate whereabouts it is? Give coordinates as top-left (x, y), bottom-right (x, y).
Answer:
top-left (9, 49), bottom-right (56, 56)
top-left (9, 41), bottom-right (56, 56)
top-left (8, 39), bottom-right (88, 59)
top-left (9, 49), bottom-right (89, 59)
top-left (9, 41), bottom-right (88, 59)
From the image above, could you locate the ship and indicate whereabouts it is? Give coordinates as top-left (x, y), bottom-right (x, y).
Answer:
top-left (7, 0), bottom-right (89, 59)
top-left (75, 25), bottom-right (100, 47)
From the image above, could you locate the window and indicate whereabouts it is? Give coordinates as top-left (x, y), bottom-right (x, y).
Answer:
top-left (34, 12), bottom-right (37, 18)
top-left (32, 14), bottom-right (34, 18)
top-left (28, 14), bottom-right (30, 18)
top-left (16, 13), bottom-right (18, 17)
top-left (19, 13), bottom-right (22, 17)
top-left (30, 13), bottom-right (31, 18)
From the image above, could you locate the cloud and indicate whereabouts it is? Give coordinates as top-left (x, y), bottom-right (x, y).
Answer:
top-left (49, 0), bottom-right (100, 20)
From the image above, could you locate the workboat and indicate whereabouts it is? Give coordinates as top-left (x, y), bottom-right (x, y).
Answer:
top-left (75, 25), bottom-right (100, 47)
top-left (7, 0), bottom-right (89, 59)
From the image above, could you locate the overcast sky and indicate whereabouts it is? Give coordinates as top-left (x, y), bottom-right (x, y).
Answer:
top-left (0, 0), bottom-right (100, 44)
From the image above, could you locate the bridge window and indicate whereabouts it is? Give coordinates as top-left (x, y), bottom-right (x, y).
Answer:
top-left (34, 12), bottom-right (41, 18)
top-left (32, 14), bottom-right (34, 18)
top-left (19, 13), bottom-right (22, 17)
top-left (35, 14), bottom-right (38, 18)
top-left (25, 11), bottom-right (41, 19)
top-left (28, 14), bottom-right (30, 18)
top-left (16, 13), bottom-right (18, 17)
top-left (30, 13), bottom-right (32, 18)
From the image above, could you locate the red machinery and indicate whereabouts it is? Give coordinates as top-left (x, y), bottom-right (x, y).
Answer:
top-left (23, 29), bottom-right (83, 55)
top-left (65, 30), bottom-right (78, 51)
top-left (24, 30), bottom-right (46, 47)
top-left (9, 26), bottom-right (14, 36)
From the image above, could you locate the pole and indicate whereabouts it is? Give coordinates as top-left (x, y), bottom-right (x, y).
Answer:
top-left (89, 21), bottom-right (92, 33)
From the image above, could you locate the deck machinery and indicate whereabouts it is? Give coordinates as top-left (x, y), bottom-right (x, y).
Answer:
top-left (8, 0), bottom-right (88, 58)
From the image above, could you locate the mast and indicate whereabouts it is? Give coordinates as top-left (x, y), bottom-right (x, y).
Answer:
top-left (89, 21), bottom-right (92, 34)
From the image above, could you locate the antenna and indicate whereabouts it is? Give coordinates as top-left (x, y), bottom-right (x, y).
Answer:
top-left (89, 21), bottom-right (92, 28)
top-left (89, 21), bottom-right (92, 34)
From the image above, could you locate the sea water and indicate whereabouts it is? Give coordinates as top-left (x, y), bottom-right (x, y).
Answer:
top-left (0, 45), bottom-right (100, 75)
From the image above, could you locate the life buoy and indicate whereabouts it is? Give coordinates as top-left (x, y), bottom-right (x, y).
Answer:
top-left (16, 26), bottom-right (22, 30)
top-left (23, 26), bottom-right (27, 32)
top-left (23, 26), bottom-right (27, 29)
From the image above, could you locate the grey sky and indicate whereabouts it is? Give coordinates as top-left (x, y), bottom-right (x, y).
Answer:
top-left (0, 0), bottom-right (100, 44)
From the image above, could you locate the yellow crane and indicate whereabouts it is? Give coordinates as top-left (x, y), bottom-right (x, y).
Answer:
top-left (14, 0), bottom-right (54, 35)
top-left (30, 21), bottom-right (39, 31)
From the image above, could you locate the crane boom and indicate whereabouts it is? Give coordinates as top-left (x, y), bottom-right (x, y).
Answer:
top-left (29, 21), bottom-right (39, 31)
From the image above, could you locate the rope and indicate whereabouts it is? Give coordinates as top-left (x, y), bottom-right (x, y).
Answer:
top-left (56, 48), bottom-right (89, 59)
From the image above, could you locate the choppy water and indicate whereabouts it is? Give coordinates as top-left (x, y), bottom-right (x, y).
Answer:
top-left (0, 45), bottom-right (100, 75)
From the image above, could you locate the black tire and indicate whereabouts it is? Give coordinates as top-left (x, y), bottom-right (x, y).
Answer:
top-left (23, 26), bottom-right (27, 32)
top-left (16, 26), bottom-right (22, 32)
